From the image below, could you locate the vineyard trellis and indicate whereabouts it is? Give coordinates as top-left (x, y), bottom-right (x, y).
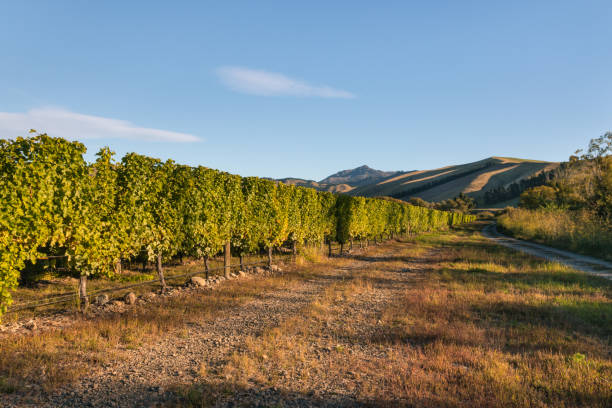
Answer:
top-left (0, 134), bottom-right (475, 316)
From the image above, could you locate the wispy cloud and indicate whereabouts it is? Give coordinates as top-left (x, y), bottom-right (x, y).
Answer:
top-left (0, 107), bottom-right (200, 142)
top-left (217, 66), bottom-right (355, 99)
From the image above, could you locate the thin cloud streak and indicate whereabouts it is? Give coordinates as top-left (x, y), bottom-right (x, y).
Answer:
top-left (0, 107), bottom-right (200, 142)
top-left (217, 66), bottom-right (355, 99)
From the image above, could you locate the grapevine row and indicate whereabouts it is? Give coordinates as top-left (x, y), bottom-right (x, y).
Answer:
top-left (0, 134), bottom-right (475, 315)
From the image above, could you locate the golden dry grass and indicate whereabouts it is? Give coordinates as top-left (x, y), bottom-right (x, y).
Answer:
top-left (498, 207), bottom-right (612, 260)
top-left (180, 227), bottom-right (611, 407)
top-left (351, 157), bottom-right (557, 202)
top-left (4, 252), bottom-right (284, 322)
top-left (2, 229), bottom-right (610, 407)
top-left (0, 269), bottom-right (303, 393)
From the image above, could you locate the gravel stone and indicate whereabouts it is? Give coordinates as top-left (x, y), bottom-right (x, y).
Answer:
top-left (95, 294), bottom-right (109, 306)
top-left (190, 276), bottom-right (207, 287)
top-left (124, 292), bottom-right (137, 305)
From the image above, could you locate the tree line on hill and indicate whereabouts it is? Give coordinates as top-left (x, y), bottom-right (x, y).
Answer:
top-left (518, 133), bottom-right (612, 221)
top-left (407, 193), bottom-right (476, 213)
top-left (481, 168), bottom-right (562, 205)
top-left (497, 133), bottom-right (612, 260)
top-left (0, 133), bottom-right (474, 315)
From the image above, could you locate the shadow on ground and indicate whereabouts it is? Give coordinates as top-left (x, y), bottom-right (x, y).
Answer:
top-left (169, 378), bottom-right (441, 408)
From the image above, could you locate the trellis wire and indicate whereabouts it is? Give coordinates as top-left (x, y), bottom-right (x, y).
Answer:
top-left (6, 258), bottom-right (277, 313)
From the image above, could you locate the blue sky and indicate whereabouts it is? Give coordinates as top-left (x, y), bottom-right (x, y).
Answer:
top-left (1, 1), bottom-right (611, 180)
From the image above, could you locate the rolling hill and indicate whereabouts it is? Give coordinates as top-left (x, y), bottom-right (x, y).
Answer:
top-left (278, 157), bottom-right (559, 207)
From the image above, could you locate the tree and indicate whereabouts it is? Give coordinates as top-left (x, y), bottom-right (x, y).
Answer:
top-left (574, 132), bottom-right (612, 222)
top-left (519, 185), bottom-right (557, 209)
top-left (407, 197), bottom-right (432, 208)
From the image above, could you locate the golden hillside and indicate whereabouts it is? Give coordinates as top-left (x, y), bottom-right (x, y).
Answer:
top-left (348, 157), bottom-right (558, 202)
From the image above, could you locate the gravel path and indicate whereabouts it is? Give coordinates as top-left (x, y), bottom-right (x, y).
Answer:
top-left (482, 223), bottom-right (612, 280)
top-left (4, 260), bottom-right (366, 407)
top-left (191, 243), bottom-right (431, 408)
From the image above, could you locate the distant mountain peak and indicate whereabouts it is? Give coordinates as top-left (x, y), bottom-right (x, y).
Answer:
top-left (319, 165), bottom-right (401, 187)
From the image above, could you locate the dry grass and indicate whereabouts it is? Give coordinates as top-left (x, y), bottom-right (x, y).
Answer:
top-left (7, 245), bottom-right (355, 323)
top-left (376, 232), bottom-right (611, 406)
top-left (180, 228), bottom-right (611, 407)
top-left (0, 269), bottom-right (302, 393)
top-left (498, 207), bottom-right (612, 261)
top-left (4, 252), bottom-right (284, 322)
top-left (3, 229), bottom-right (611, 407)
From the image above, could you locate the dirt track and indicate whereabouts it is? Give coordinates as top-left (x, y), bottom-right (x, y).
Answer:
top-left (482, 223), bottom-right (612, 281)
top-left (3, 249), bottom-right (405, 408)
top-left (4, 237), bottom-right (436, 408)
top-left (4, 229), bottom-right (611, 407)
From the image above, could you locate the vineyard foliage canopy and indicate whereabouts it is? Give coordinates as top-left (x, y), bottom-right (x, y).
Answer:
top-left (0, 134), bottom-right (475, 314)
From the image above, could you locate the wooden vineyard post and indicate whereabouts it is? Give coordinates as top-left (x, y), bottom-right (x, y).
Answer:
top-left (268, 246), bottom-right (273, 267)
top-left (328, 240), bottom-right (332, 257)
top-left (204, 255), bottom-right (210, 280)
top-left (224, 240), bottom-right (231, 278)
top-left (156, 253), bottom-right (167, 292)
top-left (79, 275), bottom-right (88, 312)
top-left (292, 240), bottom-right (297, 260)
top-left (240, 253), bottom-right (245, 272)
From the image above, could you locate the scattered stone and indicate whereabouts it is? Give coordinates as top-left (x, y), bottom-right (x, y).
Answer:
top-left (124, 292), bottom-right (137, 305)
top-left (190, 276), bottom-right (207, 287)
top-left (270, 265), bottom-right (282, 272)
top-left (238, 271), bottom-right (246, 277)
top-left (254, 267), bottom-right (265, 274)
top-left (23, 320), bottom-right (37, 330)
top-left (95, 294), bottom-right (109, 306)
